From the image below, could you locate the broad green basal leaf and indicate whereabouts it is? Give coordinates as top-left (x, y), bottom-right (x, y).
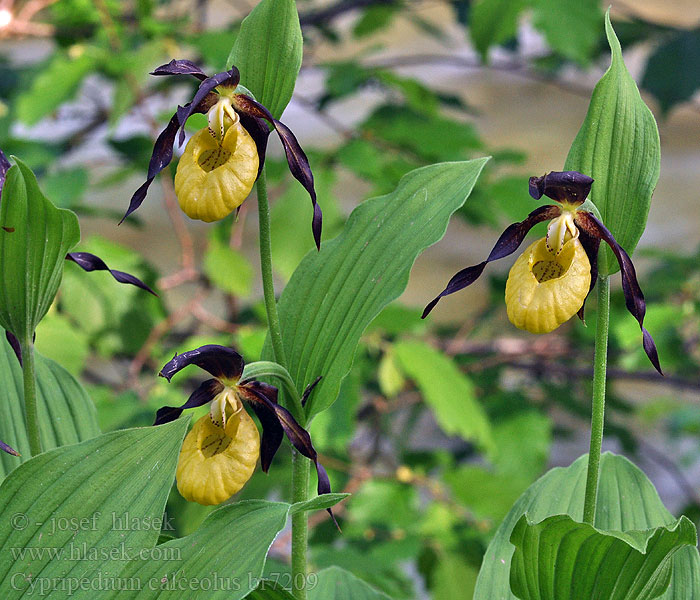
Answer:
top-left (565, 12), bottom-right (660, 276)
top-left (263, 159), bottom-right (489, 419)
top-left (510, 514), bottom-right (696, 600)
top-left (0, 419), bottom-right (188, 599)
top-left (308, 566), bottom-right (392, 600)
top-left (0, 159), bottom-right (79, 341)
top-left (228, 0), bottom-right (303, 119)
top-left (0, 333), bottom-right (99, 482)
top-left (113, 500), bottom-right (291, 599)
top-left (393, 340), bottom-right (493, 455)
top-left (474, 453), bottom-right (700, 600)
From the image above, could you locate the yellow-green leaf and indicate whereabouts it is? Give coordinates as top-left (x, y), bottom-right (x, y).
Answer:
top-left (262, 159), bottom-right (489, 419)
top-left (0, 159), bottom-right (80, 341)
top-left (474, 453), bottom-right (700, 599)
top-left (228, 0), bottom-right (303, 119)
top-left (565, 12), bottom-right (660, 275)
top-left (510, 514), bottom-right (696, 600)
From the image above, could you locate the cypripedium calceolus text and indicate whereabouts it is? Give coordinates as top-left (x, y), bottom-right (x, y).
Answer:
top-left (121, 60), bottom-right (322, 249)
top-left (154, 345), bottom-right (334, 515)
top-left (423, 171), bottom-right (662, 374)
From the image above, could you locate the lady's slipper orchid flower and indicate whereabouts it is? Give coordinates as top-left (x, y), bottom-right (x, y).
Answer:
top-left (423, 171), bottom-right (662, 374)
top-left (154, 345), bottom-right (334, 511)
top-left (121, 59), bottom-right (322, 249)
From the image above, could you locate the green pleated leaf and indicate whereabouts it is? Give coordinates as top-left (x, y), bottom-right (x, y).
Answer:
top-left (0, 419), bottom-right (188, 599)
top-left (113, 500), bottom-right (291, 599)
top-left (228, 0), bottom-right (303, 119)
top-left (0, 159), bottom-right (80, 341)
top-left (393, 340), bottom-right (494, 455)
top-left (308, 567), bottom-right (392, 600)
top-left (290, 493), bottom-right (350, 515)
top-left (564, 12), bottom-right (660, 276)
top-left (0, 334), bottom-right (99, 482)
top-left (262, 159), bottom-right (489, 419)
top-left (473, 453), bottom-right (700, 599)
top-left (509, 514), bottom-right (696, 600)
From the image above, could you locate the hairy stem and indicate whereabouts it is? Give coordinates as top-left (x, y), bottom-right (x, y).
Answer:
top-left (257, 168), bottom-right (288, 368)
top-left (20, 339), bottom-right (41, 457)
top-left (291, 451), bottom-right (311, 600)
top-left (257, 167), bottom-right (309, 599)
top-left (583, 277), bottom-right (610, 524)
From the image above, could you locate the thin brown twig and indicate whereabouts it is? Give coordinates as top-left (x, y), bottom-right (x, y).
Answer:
top-left (126, 291), bottom-right (207, 386)
top-left (190, 302), bottom-right (238, 334)
top-left (363, 53), bottom-right (597, 99)
top-left (635, 439), bottom-right (700, 506)
top-left (15, 0), bottom-right (57, 21)
top-left (159, 171), bottom-right (196, 272)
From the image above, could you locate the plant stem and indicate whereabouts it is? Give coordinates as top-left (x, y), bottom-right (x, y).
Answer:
top-left (583, 276), bottom-right (610, 525)
top-left (291, 450), bottom-right (311, 600)
top-left (20, 339), bottom-right (41, 457)
top-left (256, 168), bottom-right (288, 369)
top-left (256, 167), bottom-right (310, 599)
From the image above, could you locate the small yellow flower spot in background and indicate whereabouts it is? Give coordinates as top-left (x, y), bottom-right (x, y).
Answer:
top-left (505, 237), bottom-right (590, 334)
top-left (68, 44), bottom-right (86, 59)
top-left (396, 465), bottom-right (414, 483)
top-left (176, 390), bottom-right (260, 505)
top-left (174, 100), bottom-right (258, 223)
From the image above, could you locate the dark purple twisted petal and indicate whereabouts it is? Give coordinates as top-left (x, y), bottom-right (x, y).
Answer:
top-left (422, 204), bottom-right (561, 318)
top-left (0, 439), bottom-right (19, 456)
top-left (240, 381), bottom-right (283, 473)
top-left (575, 228), bottom-right (601, 323)
top-left (575, 211), bottom-right (662, 375)
top-left (120, 111), bottom-right (180, 223)
top-left (240, 382), bottom-right (337, 526)
top-left (159, 344), bottom-right (245, 383)
top-left (238, 112), bottom-right (271, 178)
top-left (66, 252), bottom-right (157, 296)
top-left (301, 376), bottom-right (322, 407)
top-left (529, 171), bottom-right (594, 206)
top-left (151, 59), bottom-right (207, 81)
top-left (232, 94), bottom-right (322, 250)
top-left (176, 67), bottom-right (240, 145)
top-left (0, 147), bottom-right (10, 202)
top-left (5, 330), bottom-right (21, 365)
top-left (154, 378), bottom-right (224, 425)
